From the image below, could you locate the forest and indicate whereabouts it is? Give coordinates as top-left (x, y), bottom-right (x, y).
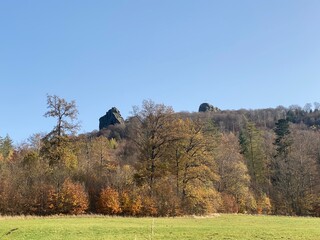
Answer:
top-left (0, 95), bottom-right (320, 217)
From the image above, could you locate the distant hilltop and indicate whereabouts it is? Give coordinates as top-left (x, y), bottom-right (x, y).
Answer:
top-left (99, 103), bottom-right (221, 130)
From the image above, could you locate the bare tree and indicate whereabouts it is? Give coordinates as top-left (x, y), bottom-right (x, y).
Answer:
top-left (303, 103), bottom-right (312, 113)
top-left (314, 102), bottom-right (320, 111)
top-left (44, 95), bottom-right (80, 137)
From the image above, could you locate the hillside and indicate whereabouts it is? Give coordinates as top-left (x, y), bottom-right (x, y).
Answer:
top-left (0, 97), bottom-right (320, 217)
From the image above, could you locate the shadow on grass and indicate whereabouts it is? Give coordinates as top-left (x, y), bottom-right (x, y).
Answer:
top-left (0, 228), bottom-right (18, 239)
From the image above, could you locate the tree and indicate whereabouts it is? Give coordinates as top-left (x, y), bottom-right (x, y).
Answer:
top-left (128, 100), bottom-right (176, 194)
top-left (314, 102), bottom-right (320, 111)
top-left (216, 133), bottom-right (257, 213)
top-left (271, 127), bottom-right (320, 215)
top-left (303, 103), bottom-right (312, 113)
top-left (271, 119), bottom-right (297, 214)
top-left (287, 129), bottom-right (319, 215)
top-left (39, 95), bottom-right (81, 204)
top-left (41, 135), bottom-right (78, 169)
top-left (27, 133), bottom-right (45, 153)
top-left (0, 135), bottom-right (14, 161)
top-left (41, 95), bottom-right (80, 168)
top-left (274, 119), bottom-right (292, 158)
top-left (239, 121), bottom-right (268, 193)
top-left (44, 94), bottom-right (79, 137)
top-left (120, 191), bottom-right (142, 216)
top-left (168, 118), bottom-right (219, 214)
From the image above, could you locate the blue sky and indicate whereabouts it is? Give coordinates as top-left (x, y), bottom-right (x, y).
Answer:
top-left (1, 0), bottom-right (320, 143)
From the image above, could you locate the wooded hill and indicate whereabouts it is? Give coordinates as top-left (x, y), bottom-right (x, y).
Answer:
top-left (0, 96), bottom-right (319, 217)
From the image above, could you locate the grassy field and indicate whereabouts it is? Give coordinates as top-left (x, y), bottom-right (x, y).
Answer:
top-left (0, 214), bottom-right (319, 240)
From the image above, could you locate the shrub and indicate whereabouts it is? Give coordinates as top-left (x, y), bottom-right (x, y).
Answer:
top-left (120, 191), bottom-right (142, 216)
top-left (98, 187), bottom-right (121, 215)
top-left (257, 195), bottom-right (272, 215)
top-left (153, 179), bottom-right (182, 216)
top-left (182, 187), bottom-right (221, 215)
top-left (141, 195), bottom-right (158, 216)
top-left (28, 184), bottom-right (58, 215)
top-left (58, 179), bottom-right (89, 215)
top-left (220, 193), bottom-right (238, 213)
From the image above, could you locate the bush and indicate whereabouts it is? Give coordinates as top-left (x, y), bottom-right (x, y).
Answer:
top-left (153, 179), bottom-right (182, 216)
top-left (58, 179), bottom-right (89, 215)
top-left (98, 187), bottom-right (121, 215)
top-left (120, 191), bottom-right (142, 216)
top-left (257, 195), bottom-right (272, 215)
top-left (182, 187), bottom-right (221, 215)
top-left (141, 195), bottom-right (158, 216)
top-left (220, 193), bottom-right (238, 213)
top-left (28, 184), bottom-right (58, 215)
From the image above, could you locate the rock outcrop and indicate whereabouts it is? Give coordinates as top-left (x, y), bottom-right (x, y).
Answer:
top-left (198, 103), bottom-right (220, 113)
top-left (99, 107), bottom-right (125, 130)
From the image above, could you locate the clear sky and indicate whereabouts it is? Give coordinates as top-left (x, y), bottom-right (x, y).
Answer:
top-left (1, 0), bottom-right (320, 143)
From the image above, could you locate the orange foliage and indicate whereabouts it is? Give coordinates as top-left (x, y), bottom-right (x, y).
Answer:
top-left (58, 179), bottom-right (89, 215)
top-left (98, 187), bottom-right (121, 215)
top-left (141, 195), bottom-right (158, 216)
top-left (220, 193), bottom-right (238, 213)
top-left (120, 191), bottom-right (142, 216)
top-left (131, 196), bottom-right (143, 216)
top-left (29, 184), bottom-right (58, 215)
top-left (257, 195), bottom-right (272, 215)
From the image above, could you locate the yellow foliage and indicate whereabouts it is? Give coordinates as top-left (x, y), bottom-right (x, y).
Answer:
top-left (257, 195), bottom-right (272, 215)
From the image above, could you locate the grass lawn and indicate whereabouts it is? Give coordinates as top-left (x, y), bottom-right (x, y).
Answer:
top-left (0, 214), bottom-right (319, 240)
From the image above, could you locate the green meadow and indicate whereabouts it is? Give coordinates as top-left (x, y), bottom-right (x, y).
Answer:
top-left (0, 214), bottom-right (319, 240)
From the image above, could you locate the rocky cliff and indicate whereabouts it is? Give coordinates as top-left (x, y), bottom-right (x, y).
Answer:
top-left (198, 103), bottom-right (220, 112)
top-left (99, 107), bottom-right (125, 130)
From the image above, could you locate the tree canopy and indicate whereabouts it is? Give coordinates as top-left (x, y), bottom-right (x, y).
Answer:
top-left (0, 97), bottom-right (319, 217)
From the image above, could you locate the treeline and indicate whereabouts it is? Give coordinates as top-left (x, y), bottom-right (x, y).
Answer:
top-left (0, 96), bottom-right (320, 216)
top-left (190, 102), bottom-right (320, 133)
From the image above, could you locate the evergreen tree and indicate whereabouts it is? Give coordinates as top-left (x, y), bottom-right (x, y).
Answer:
top-left (239, 121), bottom-right (267, 190)
top-left (274, 119), bottom-right (292, 158)
top-left (271, 119), bottom-right (295, 214)
top-left (0, 135), bottom-right (14, 161)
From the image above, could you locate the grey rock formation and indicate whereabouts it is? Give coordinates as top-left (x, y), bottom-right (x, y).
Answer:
top-left (99, 107), bottom-right (125, 130)
top-left (198, 103), bottom-right (220, 112)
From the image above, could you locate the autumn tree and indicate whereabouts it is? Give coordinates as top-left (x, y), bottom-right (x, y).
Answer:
top-left (120, 190), bottom-right (142, 216)
top-left (289, 129), bottom-right (320, 215)
top-left (38, 95), bottom-right (82, 213)
top-left (41, 95), bottom-right (80, 168)
top-left (128, 100), bottom-right (176, 194)
top-left (168, 118), bottom-right (220, 214)
top-left (90, 136), bottom-right (117, 177)
top-left (272, 127), bottom-right (320, 215)
top-left (75, 135), bottom-right (119, 212)
top-left (216, 133), bottom-right (257, 213)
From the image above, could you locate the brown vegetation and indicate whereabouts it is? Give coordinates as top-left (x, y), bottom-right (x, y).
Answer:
top-left (0, 97), bottom-right (320, 216)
